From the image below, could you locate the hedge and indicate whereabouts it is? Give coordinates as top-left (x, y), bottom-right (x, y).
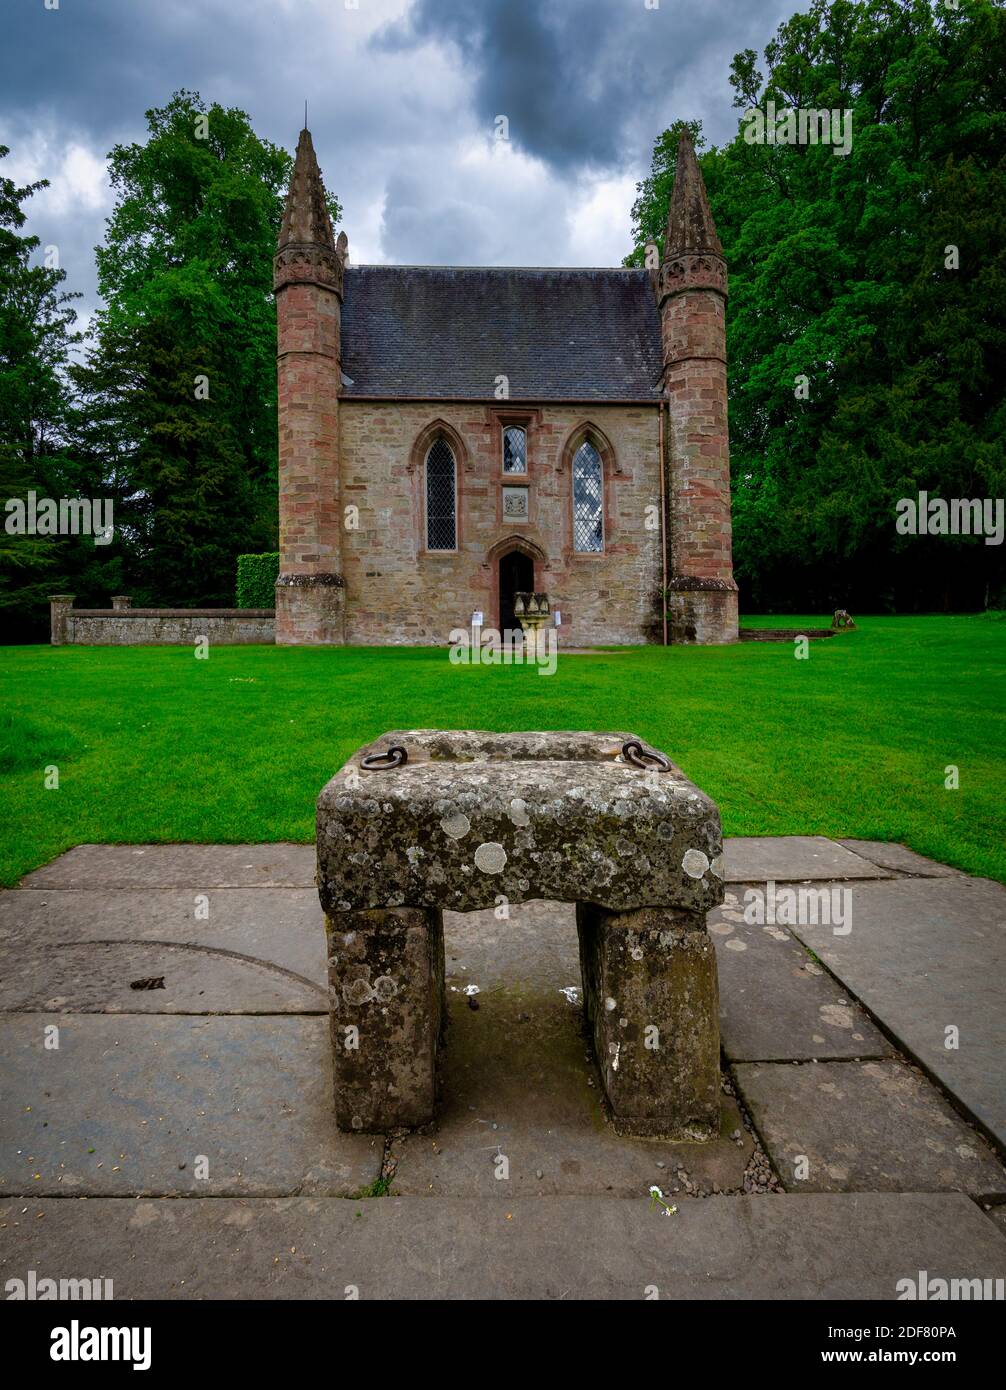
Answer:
top-left (236, 553), bottom-right (279, 609)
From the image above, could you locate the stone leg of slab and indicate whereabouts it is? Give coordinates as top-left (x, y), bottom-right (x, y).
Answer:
top-left (19, 843), bottom-right (316, 889)
top-left (710, 889), bottom-right (892, 1061)
top-left (0, 887), bottom-right (326, 1013)
top-left (838, 840), bottom-right (964, 877)
top-left (720, 837), bottom-right (892, 883)
top-left (785, 877), bottom-right (1006, 1151)
top-left (326, 907), bottom-right (446, 1133)
top-left (3, 1194), bottom-right (1004, 1300)
top-left (576, 902), bottom-right (720, 1139)
top-left (735, 1060), bottom-right (1006, 1197)
top-left (0, 1015), bottom-right (381, 1197)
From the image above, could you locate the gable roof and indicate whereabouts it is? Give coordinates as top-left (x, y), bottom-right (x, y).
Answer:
top-left (339, 265), bottom-right (663, 401)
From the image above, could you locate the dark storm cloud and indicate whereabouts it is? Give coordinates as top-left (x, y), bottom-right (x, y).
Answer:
top-left (373, 0), bottom-right (779, 171)
top-left (0, 0), bottom-right (795, 316)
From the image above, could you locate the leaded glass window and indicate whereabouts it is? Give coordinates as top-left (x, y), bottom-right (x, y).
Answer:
top-left (502, 426), bottom-right (527, 474)
top-left (425, 438), bottom-right (456, 550)
top-left (572, 439), bottom-right (603, 552)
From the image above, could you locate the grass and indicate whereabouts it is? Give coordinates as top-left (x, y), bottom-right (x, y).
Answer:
top-left (355, 1176), bottom-right (393, 1199)
top-left (1, 614), bottom-right (1003, 887)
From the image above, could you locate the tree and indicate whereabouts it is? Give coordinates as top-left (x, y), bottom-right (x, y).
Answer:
top-left (0, 146), bottom-right (81, 640)
top-left (76, 91), bottom-right (341, 605)
top-left (628, 0), bottom-right (1006, 611)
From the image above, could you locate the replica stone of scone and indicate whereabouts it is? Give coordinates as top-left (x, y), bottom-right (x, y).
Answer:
top-left (316, 729), bottom-right (724, 915)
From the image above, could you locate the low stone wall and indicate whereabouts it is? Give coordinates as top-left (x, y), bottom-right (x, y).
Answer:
top-left (739, 628), bottom-right (836, 642)
top-left (50, 596), bottom-right (275, 646)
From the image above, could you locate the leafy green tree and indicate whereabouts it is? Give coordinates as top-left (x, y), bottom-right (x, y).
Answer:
top-left (76, 91), bottom-right (341, 605)
top-left (0, 146), bottom-right (81, 640)
top-left (629, 0), bottom-right (1006, 611)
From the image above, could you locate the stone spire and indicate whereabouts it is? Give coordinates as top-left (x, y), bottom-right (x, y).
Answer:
top-left (273, 126), bottom-right (347, 645)
top-left (273, 127), bottom-right (347, 296)
top-left (663, 128), bottom-right (723, 259)
top-left (656, 126), bottom-right (738, 646)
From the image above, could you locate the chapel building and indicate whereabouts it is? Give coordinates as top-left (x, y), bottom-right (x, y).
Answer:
top-left (273, 127), bottom-right (738, 647)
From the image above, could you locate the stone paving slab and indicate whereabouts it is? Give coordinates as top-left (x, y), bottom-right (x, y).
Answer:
top-left (710, 891), bottom-right (892, 1061)
top-left (2, 1193), bottom-right (1002, 1300)
top-left (0, 1015), bottom-right (380, 1197)
top-left (734, 1060), bottom-right (1006, 1197)
top-left (838, 840), bottom-right (963, 878)
top-left (19, 843), bottom-right (316, 890)
top-left (788, 877), bottom-right (1006, 1150)
top-left (0, 888), bottom-right (327, 1012)
top-left (391, 988), bottom-right (752, 1197)
top-left (720, 836), bottom-right (892, 883)
top-left (0, 938), bottom-right (325, 1014)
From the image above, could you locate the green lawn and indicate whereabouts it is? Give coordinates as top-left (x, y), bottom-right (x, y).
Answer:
top-left (1, 615), bottom-right (1003, 887)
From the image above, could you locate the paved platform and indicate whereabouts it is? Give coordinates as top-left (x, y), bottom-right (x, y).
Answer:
top-left (2, 1193), bottom-right (1003, 1300)
top-left (1, 837), bottom-right (1003, 1299)
top-left (787, 875), bottom-right (1006, 1150)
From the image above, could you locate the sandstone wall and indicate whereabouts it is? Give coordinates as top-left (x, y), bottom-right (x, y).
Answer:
top-left (338, 401), bottom-right (664, 647)
top-left (50, 599), bottom-right (275, 646)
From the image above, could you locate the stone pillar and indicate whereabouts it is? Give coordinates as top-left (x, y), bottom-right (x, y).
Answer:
top-left (657, 130), bottom-right (738, 645)
top-left (49, 595), bottom-right (75, 646)
top-left (515, 591), bottom-right (550, 662)
top-left (325, 906), bottom-right (446, 1132)
top-left (576, 901), bottom-right (720, 1138)
top-left (111, 595), bottom-right (132, 611)
top-left (273, 127), bottom-right (347, 645)
top-left (275, 573), bottom-right (345, 645)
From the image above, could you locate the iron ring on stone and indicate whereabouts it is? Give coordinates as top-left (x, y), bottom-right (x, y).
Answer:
top-left (621, 739), bottom-right (671, 771)
top-left (360, 746), bottom-right (408, 771)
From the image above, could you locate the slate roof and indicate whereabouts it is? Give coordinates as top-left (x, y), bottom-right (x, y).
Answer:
top-left (339, 265), bottom-right (664, 401)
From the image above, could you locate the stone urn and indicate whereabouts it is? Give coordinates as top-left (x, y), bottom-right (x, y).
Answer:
top-left (513, 591), bottom-right (551, 660)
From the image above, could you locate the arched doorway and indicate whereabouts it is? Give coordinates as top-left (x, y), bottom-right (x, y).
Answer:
top-left (499, 549), bottom-right (534, 634)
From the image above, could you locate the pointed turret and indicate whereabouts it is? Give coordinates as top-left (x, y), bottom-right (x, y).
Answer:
top-left (274, 127), bottom-right (347, 644)
top-left (663, 128), bottom-right (723, 260)
top-left (274, 127), bottom-right (346, 297)
top-left (656, 126), bottom-right (738, 646)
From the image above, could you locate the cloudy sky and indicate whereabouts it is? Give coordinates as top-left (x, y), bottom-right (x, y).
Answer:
top-left (1, 0), bottom-right (793, 327)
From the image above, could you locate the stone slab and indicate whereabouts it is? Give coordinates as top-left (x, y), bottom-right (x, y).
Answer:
top-left (838, 840), bottom-right (963, 878)
top-left (720, 837), bottom-right (892, 883)
top-left (0, 888), bottom-right (327, 1012)
top-left (317, 729), bottom-right (724, 914)
top-left (0, 1015), bottom-right (381, 1197)
top-left (788, 877), bottom-right (1006, 1149)
top-left (735, 1060), bottom-right (1006, 1196)
top-left (390, 987), bottom-right (752, 1196)
top-left (2, 1193), bottom-right (1003, 1300)
top-left (710, 890), bottom-right (892, 1061)
top-left (0, 938), bottom-right (325, 1014)
top-left (19, 843), bottom-right (316, 890)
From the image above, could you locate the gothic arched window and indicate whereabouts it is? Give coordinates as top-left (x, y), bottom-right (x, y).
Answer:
top-left (572, 438), bottom-right (604, 552)
top-left (502, 425), bottom-right (527, 474)
top-left (425, 438), bottom-right (457, 550)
